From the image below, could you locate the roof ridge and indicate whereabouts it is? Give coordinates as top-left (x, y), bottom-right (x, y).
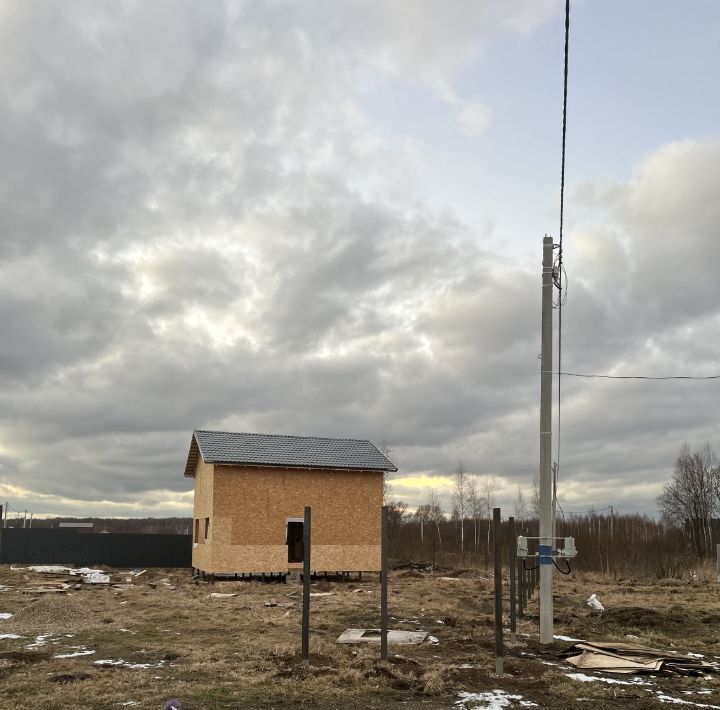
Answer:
top-left (193, 429), bottom-right (374, 444)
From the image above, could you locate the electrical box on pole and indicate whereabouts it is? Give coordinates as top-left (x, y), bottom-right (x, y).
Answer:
top-left (516, 536), bottom-right (578, 560)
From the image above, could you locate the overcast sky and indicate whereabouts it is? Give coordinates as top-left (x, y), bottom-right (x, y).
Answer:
top-left (1, 0), bottom-right (719, 521)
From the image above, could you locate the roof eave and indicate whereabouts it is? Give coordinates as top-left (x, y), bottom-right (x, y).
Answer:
top-left (213, 461), bottom-right (396, 474)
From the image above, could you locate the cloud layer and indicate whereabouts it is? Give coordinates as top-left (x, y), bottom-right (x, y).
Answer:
top-left (0, 1), bottom-right (717, 519)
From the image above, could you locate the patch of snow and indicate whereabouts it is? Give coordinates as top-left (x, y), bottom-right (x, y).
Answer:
top-left (94, 658), bottom-right (167, 670)
top-left (426, 635), bottom-right (440, 645)
top-left (687, 653), bottom-right (706, 659)
top-left (54, 649), bottom-right (96, 658)
top-left (27, 634), bottom-right (52, 648)
top-left (456, 663), bottom-right (474, 669)
top-left (655, 694), bottom-right (720, 708)
top-left (456, 690), bottom-right (538, 708)
top-left (0, 613), bottom-right (13, 620)
top-left (553, 635), bottom-right (585, 642)
top-left (566, 673), bottom-right (651, 687)
top-left (0, 633), bottom-right (21, 640)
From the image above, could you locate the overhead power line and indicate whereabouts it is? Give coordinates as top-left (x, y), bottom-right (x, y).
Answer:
top-left (555, 0), bottom-right (571, 495)
top-left (556, 372), bottom-right (720, 381)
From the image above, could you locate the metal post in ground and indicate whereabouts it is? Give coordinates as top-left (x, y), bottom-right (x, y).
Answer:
top-left (302, 506), bottom-right (311, 666)
top-left (381, 505), bottom-right (388, 661)
top-left (508, 516), bottom-right (517, 644)
top-left (518, 558), bottom-right (525, 617)
top-left (493, 507), bottom-right (503, 675)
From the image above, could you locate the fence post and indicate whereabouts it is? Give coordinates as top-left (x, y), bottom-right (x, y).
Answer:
top-left (717, 544), bottom-right (720, 583)
top-left (518, 557), bottom-right (524, 617)
top-left (381, 505), bottom-right (388, 661)
top-left (508, 516), bottom-right (516, 644)
top-left (302, 506), bottom-right (311, 666)
top-left (493, 507), bottom-right (503, 675)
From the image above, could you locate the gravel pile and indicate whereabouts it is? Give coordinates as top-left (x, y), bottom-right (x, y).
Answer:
top-left (0, 595), bottom-right (117, 634)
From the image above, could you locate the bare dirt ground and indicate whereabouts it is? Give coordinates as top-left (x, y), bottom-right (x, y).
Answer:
top-left (1, 563), bottom-right (720, 709)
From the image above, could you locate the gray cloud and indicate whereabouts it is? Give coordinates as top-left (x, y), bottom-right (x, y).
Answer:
top-left (0, 2), bottom-right (716, 520)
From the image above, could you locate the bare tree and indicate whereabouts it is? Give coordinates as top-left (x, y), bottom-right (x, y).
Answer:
top-left (453, 461), bottom-right (469, 560)
top-left (478, 475), bottom-right (495, 566)
top-left (416, 488), bottom-right (444, 547)
top-left (467, 476), bottom-right (482, 551)
top-left (531, 476), bottom-right (540, 518)
top-left (386, 500), bottom-right (408, 543)
top-left (514, 485), bottom-right (529, 524)
top-left (378, 440), bottom-right (394, 505)
top-left (480, 475), bottom-right (495, 516)
top-left (657, 443), bottom-right (720, 557)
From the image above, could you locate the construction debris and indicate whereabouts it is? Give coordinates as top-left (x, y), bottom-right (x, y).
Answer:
top-left (84, 572), bottom-right (110, 584)
top-left (561, 641), bottom-right (716, 676)
top-left (18, 583), bottom-right (71, 594)
top-left (336, 628), bottom-right (428, 645)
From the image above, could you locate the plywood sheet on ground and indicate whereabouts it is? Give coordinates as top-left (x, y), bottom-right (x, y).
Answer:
top-left (336, 628), bottom-right (428, 645)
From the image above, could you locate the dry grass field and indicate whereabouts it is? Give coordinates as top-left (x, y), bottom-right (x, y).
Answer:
top-left (1, 563), bottom-right (720, 708)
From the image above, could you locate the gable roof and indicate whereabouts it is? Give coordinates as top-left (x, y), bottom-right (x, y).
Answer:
top-left (184, 429), bottom-right (397, 477)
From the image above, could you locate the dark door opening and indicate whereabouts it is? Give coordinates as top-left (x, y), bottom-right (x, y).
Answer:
top-left (286, 521), bottom-right (304, 563)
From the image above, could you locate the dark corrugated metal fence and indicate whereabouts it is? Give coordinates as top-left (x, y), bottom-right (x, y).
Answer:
top-left (0, 528), bottom-right (191, 567)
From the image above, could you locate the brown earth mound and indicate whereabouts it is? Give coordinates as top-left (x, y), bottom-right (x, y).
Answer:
top-left (599, 606), bottom-right (686, 631)
top-left (0, 594), bottom-right (126, 634)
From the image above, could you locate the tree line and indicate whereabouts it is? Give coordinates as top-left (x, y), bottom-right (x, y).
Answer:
top-left (383, 444), bottom-right (720, 578)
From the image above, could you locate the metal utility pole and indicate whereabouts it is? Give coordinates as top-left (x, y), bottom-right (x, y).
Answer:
top-left (539, 234), bottom-right (554, 644)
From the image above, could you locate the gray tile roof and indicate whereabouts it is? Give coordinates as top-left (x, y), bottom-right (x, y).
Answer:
top-left (184, 429), bottom-right (397, 477)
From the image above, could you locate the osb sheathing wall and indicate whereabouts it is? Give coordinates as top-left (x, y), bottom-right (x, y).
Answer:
top-left (206, 465), bottom-right (383, 574)
top-left (191, 458), bottom-right (214, 571)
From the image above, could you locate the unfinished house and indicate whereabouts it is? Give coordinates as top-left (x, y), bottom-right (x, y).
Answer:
top-left (184, 430), bottom-right (397, 578)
